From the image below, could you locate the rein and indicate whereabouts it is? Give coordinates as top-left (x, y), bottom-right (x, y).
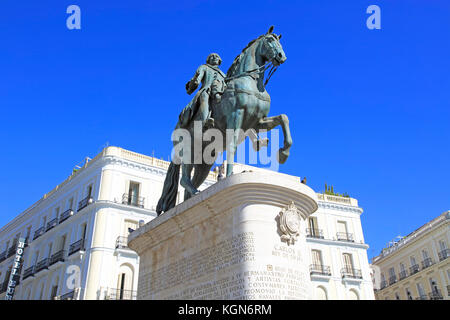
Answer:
top-left (224, 61), bottom-right (277, 86)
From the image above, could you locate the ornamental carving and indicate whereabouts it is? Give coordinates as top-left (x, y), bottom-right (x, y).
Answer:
top-left (278, 201), bottom-right (302, 245)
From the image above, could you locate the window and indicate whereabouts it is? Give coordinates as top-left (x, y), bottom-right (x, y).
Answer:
top-left (81, 223), bottom-right (87, 240)
top-left (337, 221), bottom-right (348, 234)
top-left (395, 292), bottom-right (400, 300)
top-left (405, 288), bottom-right (413, 300)
top-left (50, 285), bottom-right (58, 300)
top-left (68, 198), bottom-right (74, 210)
top-left (342, 253), bottom-right (354, 271)
top-left (55, 207), bottom-right (60, 218)
top-left (416, 283), bottom-right (426, 298)
top-left (124, 220), bottom-right (138, 236)
top-left (410, 256), bottom-right (416, 266)
top-left (87, 184), bottom-right (93, 198)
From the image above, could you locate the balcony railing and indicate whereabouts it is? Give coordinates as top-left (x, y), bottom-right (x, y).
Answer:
top-left (35, 258), bottom-right (49, 274)
top-left (306, 228), bottom-right (324, 239)
top-left (421, 258), bottom-right (434, 269)
top-left (68, 239), bottom-right (85, 256)
top-left (409, 264), bottom-right (420, 275)
top-left (59, 209), bottom-right (74, 224)
top-left (415, 295), bottom-right (428, 300)
top-left (46, 218), bottom-right (58, 232)
top-left (106, 288), bottom-right (137, 300)
top-left (399, 270), bottom-right (408, 280)
top-left (122, 193), bottom-right (145, 208)
top-left (115, 236), bottom-right (129, 249)
top-left (429, 290), bottom-right (443, 300)
top-left (60, 290), bottom-right (75, 300)
top-left (309, 264), bottom-right (331, 276)
top-left (0, 280), bottom-right (8, 294)
top-left (336, 232), bottom-right (354, 242)
top-left (33, 227), bottom-right (45, 240)
top-left (0, 251), bottom-right (6, 263)
top-left (447, 285), bottom-right (450, 296)
top-left (438, 249), bottom-right (449, 261)
top-left (23, 266), bottom-right (35, 280)
top-left (341, 267), bottom-right (362, 279)
top-left (78, 196), bottom-right (93, 212)
top-left (7, 244), bottom-right (17, 258)
top-left (49, 250), bottom-right (65, 266)
top-left (389, 275), bottom-right (397, 285)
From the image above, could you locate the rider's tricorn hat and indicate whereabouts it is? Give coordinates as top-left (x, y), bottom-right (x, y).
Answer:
top-left (206, 53), bottom-right (222, 65)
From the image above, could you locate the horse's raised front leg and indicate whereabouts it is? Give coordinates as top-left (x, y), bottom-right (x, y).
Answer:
top-left (226, 108), bottom-right (245, 176)
top-left (180, 163), bottom-right (199, 200)
top-left (255, 114), bottom-right (292, 164)
top-left (247, 128), bottom-right (269, 152)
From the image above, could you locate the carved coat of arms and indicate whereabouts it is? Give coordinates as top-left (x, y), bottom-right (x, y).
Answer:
top-left (278, 202), bottom-right (302, 245)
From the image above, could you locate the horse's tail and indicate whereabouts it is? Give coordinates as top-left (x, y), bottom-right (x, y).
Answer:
top-left (156, 162), bottom-right (180, 215)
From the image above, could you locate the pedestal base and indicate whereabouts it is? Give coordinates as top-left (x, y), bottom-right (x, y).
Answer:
top-left (129, 171), bottom-right (318, 300)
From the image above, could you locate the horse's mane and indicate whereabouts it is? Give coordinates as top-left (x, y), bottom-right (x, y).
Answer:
top-left (226, 34), bottom-right (266, 77)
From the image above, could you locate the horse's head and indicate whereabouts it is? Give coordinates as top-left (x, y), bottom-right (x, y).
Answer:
top-left (259, 26), bottom-right (286, 66)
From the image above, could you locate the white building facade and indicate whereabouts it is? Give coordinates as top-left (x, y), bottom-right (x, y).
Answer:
top-left (0, 147), bottom-right (374, 300)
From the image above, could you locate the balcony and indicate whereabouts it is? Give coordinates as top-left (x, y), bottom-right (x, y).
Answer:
top-left (415, 295), bottom-right (428, 300)
top-left (388, 275), bottom-right (397, 285)
top-left (122, 193), bottom-right (145, 208)
top-left (429, 290), bottom-right (443, 300)
top-left (23, 266), bottom-right (35, 280)
top-left (7, 245), bottom-right (17, 258)
top-left (421, 258), bottom-right (434, 269)
top-left (49, 250), bottom-right (65, 266)
top-left (33, 227), bottom-right (45, 240)
top-left (115, 236), bottom-right (129, 249)
top-left (60, 290), bottom-right (75, 300)
top-left (78, 196), bottom-right (93, 212)
top-left (106, 288), bottom-right (137, 300)
top-left (399, 270), bottom-right (408, 280)
top-left (341, 267), bottom-right (362, 279)
top-left (438, 249), bottom-right (449, 262)
top-left (68, 239), bottom-right (85, 256)
top-left (0, 251), bottom-right (6, 263)
top-left (306, 228), bottom-right (324, 239)
top-left (46, 218), bottom-right (58, 232)
top-left (35, 258), bottom-right (49, 274)
top-left (409, 264), bottom-right (420, 275)
top-left (309, 264), bottom-right (331, 276)
top-left (336, 232), bottom-right (354, 242)
top-left (59, 209), bottom-right (74, 224)
top-left (0, 280), bottom-right (8, 294)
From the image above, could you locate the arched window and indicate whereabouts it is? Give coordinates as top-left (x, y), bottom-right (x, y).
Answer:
top-left (348, 289), bottom-right (359, 300)
top-left (115, 264), bottom-right (134, 300)
top-left (315, 286), bottom-right (328, 300)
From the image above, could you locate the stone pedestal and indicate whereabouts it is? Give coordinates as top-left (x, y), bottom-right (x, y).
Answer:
top-left (128, 171), bottom-right (318, 300)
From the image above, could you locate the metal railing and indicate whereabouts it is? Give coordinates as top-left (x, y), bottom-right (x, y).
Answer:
top-left (409, 264), bottom-right (420, 275)
top-left (341, 267), bottom-right (362, 279)
top-left (438, 249), bottom-right (449, 261)
top-left (68, 239), bottom-right (85, 256)
top-left (399, 270), bottom-right (408, 280)
top-left (115, 236), bottom-right (129, 249)
top-left (59, 209), bottom-right (74, 224)
top-left (0, 251), bottom-right (6, 263)
top-left (389, 275), bottom-right (397, 285)
top-left (421, 258), bottom-right (434, 269)
top-left (35, 258), bottom-right (49, 273)
top-left (106, 288), bottom-right (137, 300)
top-left (309, 264), bottom-right (331, 276)
top-left (49, 250), bottom-right (65, 266)
top-left (429, 290), bottom-right (443, 300)
top-left (46, 218), bottom-right (58, 232)
top-left (306, 228), bottom-right (324, 239)
top-left (60, 290), bottom-right (75, 300)
top-left (78, 196), bottom-right (93, 212)
top-left (122, 193), bottom-right (145, 208)
top-left (23, 266), bottom-right (35, 280)
top-left (7, 245), bottom-right (17, 258)
top-left (33, 227), bottom-right (45, 240)
top-left (415, 295), bottom-right (428, 300)
top-left (336, 232), bottom-right (354, 242)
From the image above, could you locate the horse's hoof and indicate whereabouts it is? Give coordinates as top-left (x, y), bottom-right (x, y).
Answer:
top-left (277, 149), bottom-right (289, 164)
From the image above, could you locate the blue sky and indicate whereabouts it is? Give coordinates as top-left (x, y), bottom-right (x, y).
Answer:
top-left (0, 0), bottom-right (448, 259)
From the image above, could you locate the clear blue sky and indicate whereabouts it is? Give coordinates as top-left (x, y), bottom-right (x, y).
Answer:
top-left (0, 0), bottom-right (449, 259)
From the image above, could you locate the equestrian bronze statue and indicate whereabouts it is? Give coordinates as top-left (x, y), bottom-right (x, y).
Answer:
top-left (156, 26), bottom-right (292, 215)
